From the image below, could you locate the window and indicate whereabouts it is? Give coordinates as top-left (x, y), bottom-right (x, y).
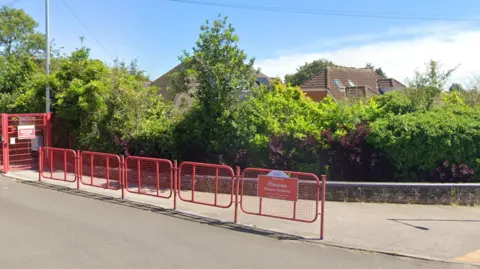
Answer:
top-left (347, 80), bottom-right (356, 87)
top-left (256, 77), bottom-right (270, 86)
top-left (333, 79), bottom-right (345, 90)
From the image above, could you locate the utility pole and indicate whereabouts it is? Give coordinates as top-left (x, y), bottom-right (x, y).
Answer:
top-left (45, 0), bottom-right (51, 113)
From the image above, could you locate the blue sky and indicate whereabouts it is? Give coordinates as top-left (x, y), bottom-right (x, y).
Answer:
top-left (6, 0), bottom-right (480, 85)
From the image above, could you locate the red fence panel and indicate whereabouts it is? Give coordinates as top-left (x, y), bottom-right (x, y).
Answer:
top-left (240, 168), bottom-right (326, 238)
top-left (125, 156), bottom-right (173, 198)
top-left (177, 162), bottom-right (235, 208)
top-left (79, 151), bottom-right (122, 191)
top-left (39, 147), bottom-right (77, 183)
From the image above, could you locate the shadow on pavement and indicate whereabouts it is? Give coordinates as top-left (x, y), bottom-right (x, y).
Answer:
top-left (388, 218), bottom-right (480, 231)
top-left (389, 218), bottom-right (480, 222)
top-left (19, 180), bottom-right (304, 242)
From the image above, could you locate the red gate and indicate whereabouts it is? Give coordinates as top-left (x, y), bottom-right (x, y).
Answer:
top-left (1, 113), bottom-right (52, 173)
top-left (240, 168), bottom-right (326, 239)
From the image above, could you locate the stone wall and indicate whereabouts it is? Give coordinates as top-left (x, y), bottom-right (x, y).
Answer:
top-left (177, 176), bottom-right (480, 206)
top-left (326, 182), bottom-right (480, 206)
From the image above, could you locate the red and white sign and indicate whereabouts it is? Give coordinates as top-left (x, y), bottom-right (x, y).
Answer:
top-left (257, 175), bottom-right (298, 201)
top-left (17, 125), bottom-right (35, 140)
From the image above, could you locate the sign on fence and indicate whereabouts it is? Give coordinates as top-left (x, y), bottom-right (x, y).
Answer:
top-left (257, 175), bottom-right (299, 201)
top-left (17, 125), bottom-right (35, 140)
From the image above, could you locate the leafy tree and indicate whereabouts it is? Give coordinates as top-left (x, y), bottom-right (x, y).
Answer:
top-left (408, 60), bottom-right (457, 90)
top-left (171, 15), bottom-right (257, 162)
top-left (0, 6), bottom-right (45, 57)
top-left (365, 63), bottom-right (387, 78)
top-left (470, 76), bottom-right (480, 90)
top-left (0, 54), bottom-right (40, 94)
top-left (449, 83), bottom-right (464, 92)
top-left (113, 58), bottom-right (150, 82)
top-left (285, 59), bottom-right (338, 86)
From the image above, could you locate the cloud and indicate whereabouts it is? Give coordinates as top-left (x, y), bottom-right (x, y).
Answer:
top-left (256, 23), bottom-right (480, 86)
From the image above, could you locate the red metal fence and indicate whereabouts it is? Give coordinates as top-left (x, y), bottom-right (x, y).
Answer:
top-left (79, 151), bottom-right (122, 191)
top-left (125, 156), bottom-right (173, 199)
top-left (177, 162), bottom-right (235, 208)
top-left (34, 146), bottom-right (327, 239)
top-left (240, 168), bottom-right (326, 239)
top-left (39, 147), bottom-right (77, 184)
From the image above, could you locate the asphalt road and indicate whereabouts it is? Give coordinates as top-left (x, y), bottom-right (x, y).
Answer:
top-left (0, 177), bottom-right (477, 269)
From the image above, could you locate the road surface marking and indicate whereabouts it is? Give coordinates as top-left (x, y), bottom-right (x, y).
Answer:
top-left (455, 249), bottom-right (480, 264)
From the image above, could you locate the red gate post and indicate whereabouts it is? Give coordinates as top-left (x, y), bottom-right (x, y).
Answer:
top-left (2, 113), bottom-right (9, 174)
top-left (173, 160), bottom-right (178, 210)
top-left (234, 166), bottom-right (240, 224)
top-left (120, 155), bottom-right (125, 199)
top-left (46, 112), bottom-right (52, 149)
top-left (77, 150), bottom-right (82, 189)
top-left (38, 146), bottom-right (42, 182)
top-left (75, 152), bottom-right (80, 190)
top-left (320, 174), bottom-right (327, 240)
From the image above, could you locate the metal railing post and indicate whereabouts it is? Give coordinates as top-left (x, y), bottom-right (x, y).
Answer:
top-left (121, 155), bottom-right (125, 199)
top-left (38, 147), bottom-right (42, 182)
top-left (75, 152), bottom-right (80, 190)
top-left (234, 166), bottom-right (240, 224)
top-left (77, 150), bottom-right (82, 189)
top-left (320, 174), bottom-right (327, 240)
top-left (173, 160), bottom-right (178, 210)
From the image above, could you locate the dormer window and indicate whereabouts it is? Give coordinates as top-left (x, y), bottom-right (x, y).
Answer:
top-left (333, 79), bottom-right (344, 88)
top-left (333, 79), bottom-right (345, 91)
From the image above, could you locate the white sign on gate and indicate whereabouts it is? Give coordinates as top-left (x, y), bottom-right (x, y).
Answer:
top-left (17, 125), bottom-right (36, 140)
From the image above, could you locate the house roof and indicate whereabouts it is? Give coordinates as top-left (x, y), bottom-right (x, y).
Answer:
top-left (300, 66), bottom-right (406, 101)
top-left (151, 63), bottom-right (272, 106)
top-left (378, 78), bottom-right (406, 94)
top-left (301, 67), bottom-right (381, 90)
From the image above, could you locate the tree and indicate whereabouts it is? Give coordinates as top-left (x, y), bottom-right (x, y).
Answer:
top-left (285, 59), bottom-right (338, 86)
top-left (0, 6), bottom-right (45, 57)
top-left (365, 63), bottom-right (387, 78)
top-left (171, 15), bottom-right (257, 162)
top-left (408, 60), bottom-right (457, 90)
top-left (0, 6), bottom-right (46, 99)
top-left (470, 76), bottom-right (480, 90)
top-left (172, 15), bottom-right (256, 113)
top-left (449, 83), bottom-right (464, 92)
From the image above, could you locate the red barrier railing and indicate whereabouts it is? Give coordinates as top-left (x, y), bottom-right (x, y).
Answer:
top-left (177, 161), bottom-right (235, 208)
top-left (240, 168), bottom-right (326, 239)
top-left (39, 147), bottom-right (77, 185)
top-left (34, 147), bottom-right (327, 239)
top-left (125, 156), bottom-right (173, 199)
top-left (79, 151), bottom-right (123, 195)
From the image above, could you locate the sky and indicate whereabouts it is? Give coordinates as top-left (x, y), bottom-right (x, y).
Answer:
top-left (6, 0), bottom-right (480, 86)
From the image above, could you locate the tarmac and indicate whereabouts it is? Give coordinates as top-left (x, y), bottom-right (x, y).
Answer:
top-left (4, 169), bottom-right (480, 266)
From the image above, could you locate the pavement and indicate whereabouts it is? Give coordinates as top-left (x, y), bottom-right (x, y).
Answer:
top-left (4, 170), bottom-right (480, 267)
top-left (1, 177), bottom-right (478, 269)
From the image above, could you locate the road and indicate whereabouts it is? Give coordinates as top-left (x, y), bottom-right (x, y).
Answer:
top-left (0, 178), bottom-right (476, 269)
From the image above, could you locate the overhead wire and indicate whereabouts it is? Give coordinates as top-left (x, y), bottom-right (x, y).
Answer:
top-left (169, 0), bottom-right (480, 22)
top-left (60, 0), bottom-right (114, 60)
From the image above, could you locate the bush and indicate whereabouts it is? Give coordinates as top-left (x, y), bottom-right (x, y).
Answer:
top-left (368, 104), bottom-right (480, 182)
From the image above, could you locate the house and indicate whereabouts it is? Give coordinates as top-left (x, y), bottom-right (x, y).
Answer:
top-left (299, 67), bottom-right (406, 102)
top-left (151, 64), bottom-right (272, 108)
